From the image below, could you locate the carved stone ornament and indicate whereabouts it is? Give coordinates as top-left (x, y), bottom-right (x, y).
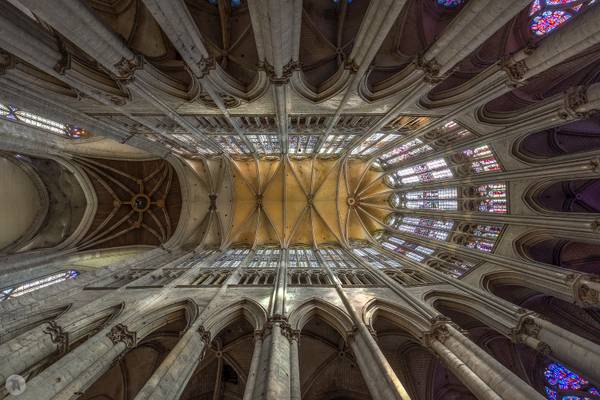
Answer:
top-left (416, 56), bottom-right (445, 84)
top-left (107, 324), bottom-right (137, 348)
top-left (196, 56), bottom-right (216, 79)
top-left (198, 325), bottom-right (212, 345)
top-left (517, 317), bottom-right (541, 339)
top-left (53, 51), bottom-right (71, 75)
top-left (113, 55), bottom-right (143, 80)
top-left (578, 283), bottom-right (600, 306)
top-left (503, 59), bottom-right (529, 86)
top-left (43, 321), bottom-right (69, 354)
top-left (263, 59), bottom-right (298, 85)
top-left (559, 86), bottom-right (590, 119)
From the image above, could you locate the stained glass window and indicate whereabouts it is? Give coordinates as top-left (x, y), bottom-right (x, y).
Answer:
top-left (1, 270), bottom-right (79, 301)
top-left (213, 248), bottom-right (250, 268)
top-left (463, 145), bottom-right (501, 173)
top-left (464, 224), bottom-right (503, 253)
top-left (0, 103), bottom-right (90, 139)
top-left (247, 134), bottom-right (281, 155)
top-left (437, 0), bottom-right (464, 8)
top-left (213, 135), bottom-right (251, 154)
top-left (351, 132), bottom-right (401, 156)
top-left (529, 0), bottom-right (597, 37)
top-left (319, 247), bottom-right (359, 268)
top-left (352, 245), bottom-right (403, 269)
top-left (392, 188), bottom-right (459, 211)
top-left (289, 135), bottom-right (319, 155)
top-left (248, 248), bottom-right (281, 268)
top-left (386, 158), bottom-right (454, 187)
top-left (319, 134), bottom-right (357, 156)
top-left (288, 248), bottom-right (320, 268)
top-left (387, 215), bottom-right (455, 241)
top-left (375, 232), bottom-right (436, 262)
top-left (378, 138), bottom-right (434, 168)
top-left (543, 362), bottom-right (600, 399)
top-left (477, 183), bottom-right (508, 213)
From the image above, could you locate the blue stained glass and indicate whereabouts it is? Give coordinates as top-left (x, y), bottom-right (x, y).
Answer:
top-left (543, 362), bottom-right (600, 399)
top-left (529, 0), bottom-right (598, 37)
top-left (437, 0), bottom-right (464, 8)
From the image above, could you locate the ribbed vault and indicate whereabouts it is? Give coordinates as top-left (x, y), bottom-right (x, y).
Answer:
top-left (217, 157), bottom-right (391, 248)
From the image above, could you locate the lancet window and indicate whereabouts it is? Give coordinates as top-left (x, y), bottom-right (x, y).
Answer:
top-left (169, 134), bottom-right (216, 156)
top-left (1, 270), bottom-right (79, 301)
top-left (529, 0), bottom-right (598, 37)
top-left (0, 103), bottom-right (90, 139)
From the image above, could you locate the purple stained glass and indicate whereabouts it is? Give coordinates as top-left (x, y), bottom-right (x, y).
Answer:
top-left (544, 362), bottom-right (600, 399)
top-left (436, 0), bottom-right (464, 8)
top-left (547, 0), bottom-right (577, 4)
top-left (531, 10), bottom-right (572, 36)
top-left (531, 0), bottom-right (542, 14)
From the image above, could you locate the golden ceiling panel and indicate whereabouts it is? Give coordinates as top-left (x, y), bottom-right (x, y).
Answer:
top-left (222, 157), bottom-right (392, 248)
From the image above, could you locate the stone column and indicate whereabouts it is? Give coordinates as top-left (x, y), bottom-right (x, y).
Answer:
top-left (289, 331), bottom-right (301, 400)
top-left (248, 319), bottom-right (292, 400)
top-left (515, 316), bottom-right (600, 384)
top-left (243, 331), bottom-right (264, 400)
top-left (428, 324), bottom-right (545, 400)
top-left (5, 326), bottom-right (132, 400)
top-left (132, 326), bottom-right (211, 400)
top-left (348, 328), bottom-right (412, 400)
top-left (317, 251), bottom-right (413, 400)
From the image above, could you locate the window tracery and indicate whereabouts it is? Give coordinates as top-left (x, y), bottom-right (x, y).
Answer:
top-left (1, 270), bottom-right (79, 301)
top-left (213, 135), bottom-right (251, 154)
top-left (318, 247), bottom-right (360, 268)
top-left (288, 135), bottom-right (319, 155)
top-left (383, 145), bottom-right (502, 188)
top-left (351, 132), bottom-right (402, 156)
top-left (288, 248), bottom-right (320, 268)
top-left (385, 214), bottom-right (504, 253)
top-left (248, 248), bottom-right (281, 268)
top-left (389, 183), bottom-right (508, 213)
top-left (529, 0), bottom-right (598, 37)
top-left (247, 135), bottom-right (281, 155)
top-left (213, 248), bottom-right (251, 268)
top-left (351, 244), bottom-right (403, 269)
top-left (377, 121), bottom-right (475, 169)
top-left (318, 134), bottom-right (357, 156)
top-left (544, 362), bottom-right (600, 399)
top-left (375, 232), bottom-right (436, 262)
top-left (0, 103), bottom-right (90, 139)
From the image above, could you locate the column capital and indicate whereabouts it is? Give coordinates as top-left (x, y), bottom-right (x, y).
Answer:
top-left (559, 85), bottom-right (592, 119)
top-left (107, 323), bottom-right (137, 348)
top-left (113, 54), bottom-right (144, 81)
